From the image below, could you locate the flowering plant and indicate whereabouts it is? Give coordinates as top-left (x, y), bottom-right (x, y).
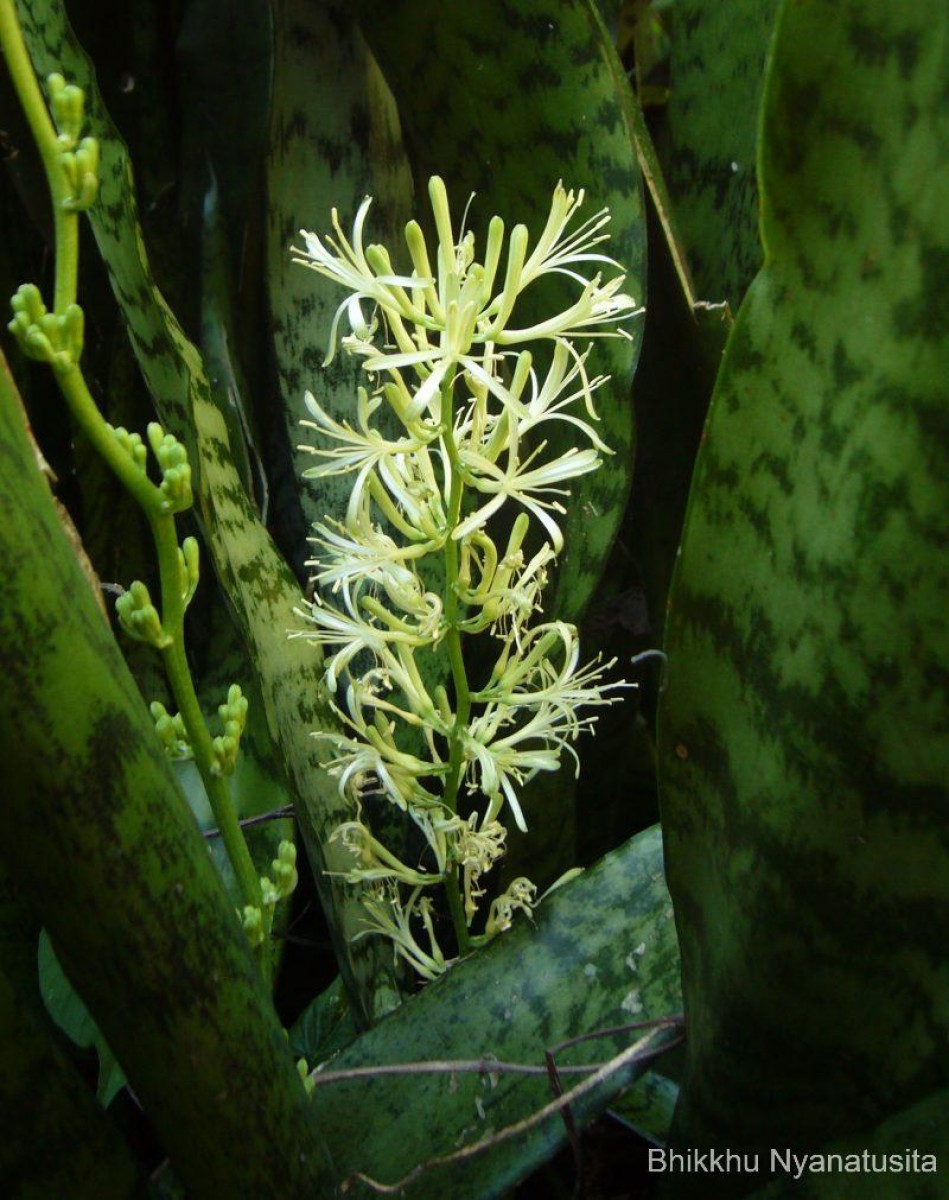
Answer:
top-left (294, 178), bottom-right (641, 978)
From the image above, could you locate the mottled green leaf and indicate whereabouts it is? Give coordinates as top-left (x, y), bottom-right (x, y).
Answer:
top-left (199, 172), bottom-right (263, 507)
top-left (610, 1069), bottom-right (679, 1146)
top-left (653, 0), bottom-right (781, 308)
top-left (264, 0), bottom-right (441, 832)
top-left (311, 825), bottom-right (682, 1197)
top-left (15, 0), bottom-right (399, 1023)
top-left (0, 351), bottom-right (332, 1197)
top-left (659, 0), bottom-right (949, 1181)
top-left (265, 0), bottom-right (414, 575)
top-left (352, 0), bottom-right (646, 623)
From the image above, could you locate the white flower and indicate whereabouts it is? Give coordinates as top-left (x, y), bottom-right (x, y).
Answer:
top-left (315, 680), bottom-right (446, 811)
top-left (455, 432), bottom-right (601, 552)
top-left (307, 516), bottom-right (435, 592)
top-left (463, 672), bottom-right (613, 833)
top-left (293, 178), bottom-right (638, 973)
top-left (476, 621), bottom-right (628, 721)
top-left (328, 820), bottom-right (443, 888)
top-left (485, 877), bottom-right (537, 936)
top-left (516, 339), bottom-right (611, 450)
top-left (293, 197), bottom-right (433, 362)
top-left (451, 814), bottom-right (507, 922)
top-left (295, 176), bottom-right (641, 395)
top-left (457, 521), bottom-right (555, 637)
top-left (299, 387), bottom-right (437, 524)
top-left (493, 272), bottom-right (641, 345)
top-left (356, 883), bottom-right (448, 981)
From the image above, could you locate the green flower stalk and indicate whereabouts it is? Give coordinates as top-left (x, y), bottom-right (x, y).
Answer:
top-left (0, 7), bottom-right (289, 970)
top-left (294, 178), bottom-right (641, 977)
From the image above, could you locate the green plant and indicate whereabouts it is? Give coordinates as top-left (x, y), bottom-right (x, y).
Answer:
top-left (0, 0), bottom-right (945, 1198)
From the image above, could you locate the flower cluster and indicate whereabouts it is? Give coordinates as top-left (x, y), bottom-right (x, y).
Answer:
top-left (293, 178), bottom-right (640, 977)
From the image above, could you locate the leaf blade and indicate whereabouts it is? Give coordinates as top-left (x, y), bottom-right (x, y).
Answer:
top-left (659, 0), bottom-right (949, 1175)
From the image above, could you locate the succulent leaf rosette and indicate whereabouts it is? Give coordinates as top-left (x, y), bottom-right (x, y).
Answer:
top-left (293, 178), bottom-right (641, 979)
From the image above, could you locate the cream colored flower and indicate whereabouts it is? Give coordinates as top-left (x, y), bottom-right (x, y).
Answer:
top-left (295, 177), bottom-right (642, 406)
top-left (294, 178), bottom-right (637, 976)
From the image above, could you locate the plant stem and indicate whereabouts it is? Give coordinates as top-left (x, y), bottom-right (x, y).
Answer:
top-left (56, 367), bottom-right (163, 508)
top-left (150, 515), bottom-right (264, 917)
top-left (1, 2), bottom-right (266, 966)
top-left (57, 368), bottom-right (265, 956)
top-left (0, 2), bottom-right (79, 311)
top-left (439, 376), bottom-right (472, 953)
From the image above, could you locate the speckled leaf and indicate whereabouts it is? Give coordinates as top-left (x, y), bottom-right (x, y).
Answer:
top-left (0, 351), bottom-right (332, 1198)
top-left (264, 0), bottom-right (445, 784)
top-left (659, 0), bottom-right (949, 1179)
top-left (352, 0), bottom-right (646, 624)
top-left (310, 825), bottom-right (682, 1197)
top-left (265, 0), bottom-right (414, 576)
top-left (653, 0), bottom-right (781, 309)
top-left (15, 0), bottom-right (401, 1023)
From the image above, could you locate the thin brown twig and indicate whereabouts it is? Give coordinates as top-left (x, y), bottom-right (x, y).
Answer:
top-left (545, 1043), bottom-right (581, 1192)
top-left (316, 1057), bottom-right (598, 1087)
top-left (341, 1019), bottom-right (684, 1195)
top-left (550, 1017), bottom-right (684, 1056)
top-left (202, 805), bottom-right (296, 840)
top-left (308, 1015), bottom-right (684, 1089)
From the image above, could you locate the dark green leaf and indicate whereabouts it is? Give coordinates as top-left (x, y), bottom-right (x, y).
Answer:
top-left (653, 0), bottom-right (781, 308)
top-left (311, 825), bottom-right (682, 1197)
top-left (15, 0), bottom-right (399, 1023)
top-left (659, 0), bottom-right (949, 1179)
top-left (749, 1089), bottom-right (948, 1200)
top-left (353, 0), bottom-right (646, 623)
top-left (39, 931), bottom-right (128, 1106)
top-left (610, 1069), bottom-right (679, 1146)
top-left (0, 865), bottom-right (144, 1199)
top-left (289, 975), bottom-right (360, 1064)
top-left (0, 351), bottom-right (333, 1197)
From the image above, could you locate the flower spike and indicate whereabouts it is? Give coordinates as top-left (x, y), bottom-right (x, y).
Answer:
top-left (293, 178), bottom-right (637, 977)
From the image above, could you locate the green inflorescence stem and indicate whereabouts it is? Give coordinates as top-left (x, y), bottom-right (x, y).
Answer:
top-left (150, 517), bottom-right (264, 918)
top-left (438, 376), bottom-right (472, 954)
top-left (0, 1), bottom-right (78, 312)
top-left (0, 1), bottom-right (265, 962)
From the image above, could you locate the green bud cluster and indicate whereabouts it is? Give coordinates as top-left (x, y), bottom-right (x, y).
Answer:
top-left (116, 580), bottom-right (170, 648)
top-left (177, 536), bottom-right (200, 608)
top-left (147, 423), bottom-right (193, 513)
top-left (239, 842), bottom-right (298, 952)
top-left (110, 424), bottom-right (148, 471)
top-left (240, 905), bottom-right (264, 947)
top-left (296, 1058), bottom-right (316, 1099)
top-left (150, 701), bottom-right (191, 759)
top-left (212, 684), bottom-right (248, 776)
top-left (1, 52), bottom-right (266, 960)
top-left (7, 284), bottom-right (84, 371)
top-left (47, 74), bottom-right (99, 211)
